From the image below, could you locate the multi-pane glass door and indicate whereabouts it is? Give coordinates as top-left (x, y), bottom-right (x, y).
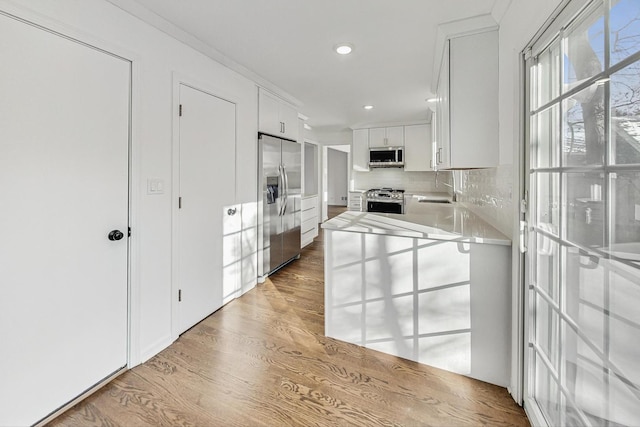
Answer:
top-left (525, 0), bottom-right (640, 425)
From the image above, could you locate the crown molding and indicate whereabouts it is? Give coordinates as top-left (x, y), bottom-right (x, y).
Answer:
top-left (105, 0), bottom-right (303, 107)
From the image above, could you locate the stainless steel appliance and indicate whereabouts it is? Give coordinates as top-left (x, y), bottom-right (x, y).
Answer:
top-left (366, 188), bottom-right (405, 214)
top-left (369, 146), bottom-right (404, 168)
top-left (259, 133), bottom-right (301, 275)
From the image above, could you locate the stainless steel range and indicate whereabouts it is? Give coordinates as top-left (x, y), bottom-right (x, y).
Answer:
top-left (366, 188), bottom-right (405, 214)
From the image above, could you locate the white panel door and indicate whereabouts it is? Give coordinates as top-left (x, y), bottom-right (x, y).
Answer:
top-left (178, 85), bottom-right (236, 334)
top-left (0, 15), bottom-right (130, 426)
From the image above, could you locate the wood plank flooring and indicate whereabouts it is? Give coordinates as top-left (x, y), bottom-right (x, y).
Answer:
top-left (49, 211), bottom-right (529, 426)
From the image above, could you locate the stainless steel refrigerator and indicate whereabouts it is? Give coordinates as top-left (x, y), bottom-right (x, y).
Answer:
top-left (259, 133), bottom-right (301, 276)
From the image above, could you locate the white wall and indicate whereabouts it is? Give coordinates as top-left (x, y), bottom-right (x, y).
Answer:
top-left (327, 148), bottom-right (348, 206)
top-left (1, 0), bottom-right (260, 365)
top-left (494, 0), bottom-right (565, 404)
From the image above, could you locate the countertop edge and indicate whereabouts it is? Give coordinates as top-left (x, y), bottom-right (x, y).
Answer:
top-left (321, 209), bottom-right (512, 246)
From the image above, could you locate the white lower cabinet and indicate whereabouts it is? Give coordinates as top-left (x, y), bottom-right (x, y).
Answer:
top-left (301, 196), bottom-right (319, 247)
top-left (348, 191), bottom-right (364, 211)
top-left (325, 230), bottom-right (511, 387)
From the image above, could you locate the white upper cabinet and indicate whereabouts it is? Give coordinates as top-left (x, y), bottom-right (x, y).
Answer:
top-left (279, 102), bottom-right (298, 140)
top-left (404, 124), bottom-right (433, 171)
top-left (369, 126), bottom-right (404, 147)
top-left (352, 128), bottom-right (370, 171)
top-left (433, 30), bottom-right (498, 169)
top-left (435, 40), bottom-right (451, 169)
top-left (258, 88), bottom-right (298, 141)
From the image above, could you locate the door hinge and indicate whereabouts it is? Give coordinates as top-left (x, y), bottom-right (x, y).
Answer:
top-left (179, 196), bottom-right (182, 209)
top-left (128, 227), bottom-right (131, 237)
top-left (178, 289), bottom-right (182, 302)
top-left (520, 190), bottom-right (529, 214)
top-left (179, 104), bottom-right (183, 117)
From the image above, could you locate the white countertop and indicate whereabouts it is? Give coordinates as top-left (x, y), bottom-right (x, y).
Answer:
top-left (322, 195), bottom-right (511, 246)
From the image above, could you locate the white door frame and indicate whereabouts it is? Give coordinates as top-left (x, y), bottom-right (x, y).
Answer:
top-left (0, 6), bottom-right (142, 424)
top-left (519, 2), bottom-right (598, 426)
top-left (321, 144), bottom-right (351, 221)
top-left (0, 1), bottom-right (142, 368)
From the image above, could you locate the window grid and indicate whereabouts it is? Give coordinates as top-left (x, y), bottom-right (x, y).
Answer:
top-left (527, 0), bottom-right (640, 425)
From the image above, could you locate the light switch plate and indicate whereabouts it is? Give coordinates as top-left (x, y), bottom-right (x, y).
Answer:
top-left (147, 178), bottom-right (164, 195)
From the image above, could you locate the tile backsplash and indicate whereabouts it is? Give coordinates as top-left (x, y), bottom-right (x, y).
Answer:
top-left (353, 166), bottom-right (515, 239)
top-left (352, 170), bottom-right (451, 193)
top-left (455, 165), bottom-right (514, 238)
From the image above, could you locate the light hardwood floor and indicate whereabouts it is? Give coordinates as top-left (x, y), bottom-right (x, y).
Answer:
top-left (50, 209), bottom-right (529, 426)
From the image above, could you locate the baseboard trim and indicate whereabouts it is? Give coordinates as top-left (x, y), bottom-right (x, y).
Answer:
top-left (34, 367), bottom-right (127, 426)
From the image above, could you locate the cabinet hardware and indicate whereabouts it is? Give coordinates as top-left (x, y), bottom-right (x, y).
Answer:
top-left (179, 104), bottom-right (183, 117)
top-left (178, 289), bottom-right (182, 302)
top-left (437, 148), bottom-right (442, 164)
top-left (178, 196), bottom-right (182, 209)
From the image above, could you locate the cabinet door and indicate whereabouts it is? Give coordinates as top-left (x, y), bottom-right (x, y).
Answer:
top-left (435, 41), bottom-right (451, 169)
top-left (352, 129), bottom-right (370, 171)
top-left (280, 101), bottom-right (298, 140)
top-left (348, 192), bottom-right (363, 211)
top-left (404, 124), bottom-right (432, 171)
top-left (386, 126), bottom-right (405, 147)
top-left (449, 30), bottom-right (498, 168)
top-left (368, 127), bottom-right (386, 147)
top-left (431, 115), bottom-right (438, 171)
top-left (258, 89), bottom-right (281, 136)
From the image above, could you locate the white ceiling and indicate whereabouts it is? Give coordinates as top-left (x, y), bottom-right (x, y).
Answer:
top-left (114, 0), bottom-right (503, 132)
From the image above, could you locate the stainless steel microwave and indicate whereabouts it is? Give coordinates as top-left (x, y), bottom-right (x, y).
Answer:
top-left (369, 146), bottom-right (404, 168)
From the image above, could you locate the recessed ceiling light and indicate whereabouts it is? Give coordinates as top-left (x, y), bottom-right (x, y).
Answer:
top-left (335, 44), bottom-right (353, 55)
top-left (363, 105), bottom-right (374, 110)
top-left (426, 98), bottom-right (437, 103)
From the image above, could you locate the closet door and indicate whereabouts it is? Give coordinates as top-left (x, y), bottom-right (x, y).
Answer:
top-left (177, 84), bottom-right (237, 334)
top-left (0, 14), bottom-right (130, 426)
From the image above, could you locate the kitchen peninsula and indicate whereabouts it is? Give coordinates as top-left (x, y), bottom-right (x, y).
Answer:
top-left (322, 196), bottom-right (512, 386)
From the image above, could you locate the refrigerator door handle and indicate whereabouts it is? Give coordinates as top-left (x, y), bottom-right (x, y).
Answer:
top-left (277, 165), bottom-right (283, 216)
top-left (282, 164), bottom-right (289, 215)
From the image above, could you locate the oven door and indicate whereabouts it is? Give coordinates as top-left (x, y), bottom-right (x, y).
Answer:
top-left (367, 201), bottom-right (403, 214)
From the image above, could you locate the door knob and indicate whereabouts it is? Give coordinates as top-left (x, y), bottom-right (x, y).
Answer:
top-left (108, 230), bottom-right (124, 241)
